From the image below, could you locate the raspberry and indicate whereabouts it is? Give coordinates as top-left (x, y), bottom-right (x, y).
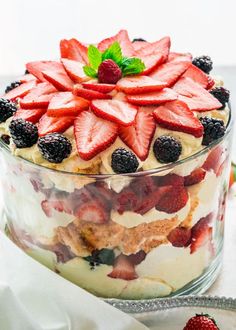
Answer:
top-left (98, 59), bottom-right (122, 84)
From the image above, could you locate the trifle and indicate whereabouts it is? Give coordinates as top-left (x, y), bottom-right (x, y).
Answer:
top-left (0, 30), bottom-right (232, 299)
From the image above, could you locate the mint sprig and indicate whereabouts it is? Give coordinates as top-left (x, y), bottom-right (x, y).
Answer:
top-left (83, 41), bottom-right (145, 79)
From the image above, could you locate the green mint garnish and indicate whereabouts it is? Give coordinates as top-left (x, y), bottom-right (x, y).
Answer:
top-left (83, 41), bottom-right (145, 79)
top-left (102, 41), bottom-right (123, 65)
top-left (83, 65), bottom-right (97, 78)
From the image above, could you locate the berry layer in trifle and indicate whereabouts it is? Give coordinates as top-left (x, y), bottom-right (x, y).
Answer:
top-left (0, 30), bottom-right (232, 299)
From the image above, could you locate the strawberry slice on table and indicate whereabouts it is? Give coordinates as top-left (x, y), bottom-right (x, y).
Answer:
top-left (73, 85), bottom-right (112, 100)
top-left (60, 38), bottom-right (88, 64)
top-left (190, 215), bottom-right (213, 254)
top-left (61, 58), bottom-right (89, 83)
top-left (155, 185), bottom-right (189, 213)
top-left (182, 64), bottom-right (210, 88)
top-left (139, 53), bottom-right (164, 75)
top-left (4, 80), bottom-right (37, 101)
top-left (74, 111), bottom-right (118, 160)
top-left (167, 226), bottom-right (192, 247)
top-left (167, 52), bottom-right (192, 63)
top-left (82, 82), bottom-right (116, 93)
top-left (47, 92), bottom-right (89, 117)
top-left (26, 61), bottom-right (62, 82)
top-left (153, 100), bottom-right (204, 138)
top-left (20, 82), bottom-right (58, 109)
top-left (108, 254), bottom-right (138, 281)
top-left (173, 77), bottom-right (222, 111)
top-left (126, 88), bottom-right (178, 105)
top-left (74, 199), bottom-right (109, 224)
top-left (42, 63), bottom-right (74, 91)
top-left (91, 99), bottom-right (137, 126)
top-left (38, 114), bottom-right (75, 136)
top-left (119, 109), bottom-right (156, 160)
top-left (150, 61), bottom-right (191, 87)
top-left (14, 108), bottom-right (46, 124)
top-left (117, 76), bottom-right (167, 94)
top-left (98, 29), bottom-right (134, 57)
top-left (135, 36), bottom-right (170, 61)
top-left (184, 168), bottom-right (206, 186)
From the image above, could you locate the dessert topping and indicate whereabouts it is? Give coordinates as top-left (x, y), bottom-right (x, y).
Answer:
top-left (209, 86), bottom-right (230, 108)
top-left (38, 114), bottom-right (75, 136)
top-left (9, 118), bottom-right (38, 148)
top-left (0, 98), bottom-right (17, 123)
top-left (98, 59), bottom-right (122, 84)
top-left (199, 116), bottom-right (226, 146)
top-left (126, 88), bottom-right (177, 105)
top-left (192, 55), bottom-right (213, 74)
top-left (5, 81), bottom-right (22, 94)
top-left (117, 75), bottom-right (167, 94)
top-left (111, 148), bottom-right (139, 173)
top-left (38, 133), bottom-right (72, 163)
top-left (182, 64), bottom-right (210, 89)
top-left (153, 135), bottom-right (182, 163)
top-left (73, 85), bottom-right (112, 100)
top-left (183, 314), bottom-right (219, 330)
top-left (14, 108), bottom-right (46, 124)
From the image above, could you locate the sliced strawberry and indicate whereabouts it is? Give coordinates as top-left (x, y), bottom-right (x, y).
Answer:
top-left (157, 173), bottom-right (184, 187)
top-left (202, 146), bottom-right (223, 174)
top-left (20, 82), bottom-right (58, 109)
top-left (98, 29), bottom-right (134, 57)
top-left (74, 200), bottom-right (109, 224)
top-left (140, 53), bottom-right (164, 75)
top-left (155, 185), bottom-right (189, 213)
top-left (153, 100), bottom-right (204, 138)
top-left (114, 188), bottom-right (139, 214)
top-left (4, 80), bottom-right (37, 101)
top-left (108, 254), bottom-right (137, 280)
top-left (190, 215), bottom-right (213, 254)
top-left (173, 77), bottom-right (222, 111)
top-left (91, 99), bottom-right (137, 126)
top-left (61, 58), bottom-right (88, 83)
top-left (167, 227), bottom-right (192, 247)
top-left (47, 92), bottom-right (89, 117)
top-left (127, 250), bottom-right (146, 265)
top-left (14, 108), bottom-right (46, 124)
top-left (150, 61), bottom-right (190, 87)
top-left (119, 109), bottom-right (156, 160)
top-left (135, 36), bottom-right (170, 61)
top-left (82, 82), bottom-right (116, 93)
top-left (41, 199), bottom-right (73, 217)
top-left (60, 38), bottom-right (88, 64)
top-left (26, 61), bottom-right (62, 82)
top-left (168, 52), bottom-right (192, 63)
top-left (42, 63), bottom-right (74, 91)
top-left (126, 88), bottom-right (177, 105)
top-left (73, 85), bottom-right (111, 100)
top-left (38, 114), bottom-right (75, 136)
top-left (132, 41), bottom-right (150, 52)
top-left (74, 111), bottom-right (118, 160)
top-left (182, 64), bottom-right (210, 88)
top-left (117, 76), bottom-right (167, 95)
top-left (19, 74), bottom-right (38, 83)
top-left (207, 76), bottom-right (215, 90)
top-left (184, 168), bottom-right (206, 186)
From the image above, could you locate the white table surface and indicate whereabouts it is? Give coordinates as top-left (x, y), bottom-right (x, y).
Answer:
top-left (0, 67), bottom-right (236, 299)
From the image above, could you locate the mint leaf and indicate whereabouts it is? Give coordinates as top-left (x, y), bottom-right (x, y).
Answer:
top-left (83, 65), bottom-right (97, 78)
top-left (102, 41), bottom-right (123, 65)
top-left (88, 45), bottom-right (102, 70)
top-left (121, 57), bottom-right (145, 76)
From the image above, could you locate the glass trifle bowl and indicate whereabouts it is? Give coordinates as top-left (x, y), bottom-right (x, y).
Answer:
top-left (0, 29), bottom-right (233, 300)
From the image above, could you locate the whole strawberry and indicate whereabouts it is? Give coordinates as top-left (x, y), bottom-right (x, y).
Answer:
top-left (183, 314), bottom-right (219, 330)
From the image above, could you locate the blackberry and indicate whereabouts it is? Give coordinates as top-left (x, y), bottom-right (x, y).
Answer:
top-left (199, 116), bottom-right (226, 146)
top-left (1, 134), bottom-right (10, 145)
top-left (132, 38), bottom-right (146, 42)
top-left (84, 249), bottom-right (115, 269)
top-left (9, 119), bottom-right (38, 148)
top-left (153, 136), bottom-right (182, 163)
top-left (0, 98), bottom-right (17, 123)
top-left (25, 69), bottom-right (29, 74)
top-left (192, 55), bottom-right (213, 74)
top-left (111, 148), bottom-right (139, 173)
top-left (38, 133), bottom-right (72, 163)
top-left (5, 81), bottom-right (22, 94)
top-left (209, 87), bottom-right (230, 108)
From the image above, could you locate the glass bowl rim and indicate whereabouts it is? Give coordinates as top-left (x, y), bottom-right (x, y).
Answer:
top-left (0, 104), bottom-right (233, 179)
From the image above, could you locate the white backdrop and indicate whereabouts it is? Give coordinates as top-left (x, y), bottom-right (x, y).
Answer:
top-left (0, 0), bottom-right (236, 75)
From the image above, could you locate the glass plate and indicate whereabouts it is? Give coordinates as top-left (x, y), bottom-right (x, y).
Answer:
top-left (106, 296), bottom-right (236, 330)
top-left (107, 295), bottom-right (236, 329)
